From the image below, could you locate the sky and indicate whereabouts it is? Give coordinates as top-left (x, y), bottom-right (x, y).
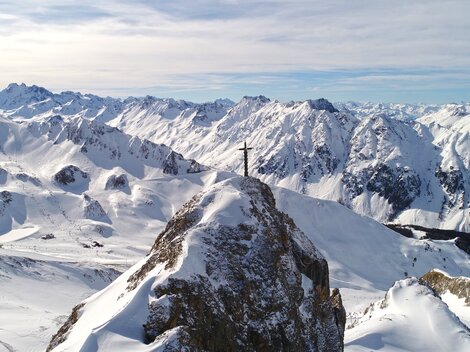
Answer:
top-left (1, 0), bottom-right (469, 103)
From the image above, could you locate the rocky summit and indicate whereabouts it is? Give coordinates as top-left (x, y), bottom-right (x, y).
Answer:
top-left (48, 177), bottom-right (345, 352)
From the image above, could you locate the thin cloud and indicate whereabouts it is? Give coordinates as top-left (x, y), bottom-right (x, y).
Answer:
top-left (0, 0), bottom-right (469, 102)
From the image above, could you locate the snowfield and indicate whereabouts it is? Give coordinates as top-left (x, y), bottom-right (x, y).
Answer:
top-left (0, 83), bottom-right (468, 351)
top-left (345, 278), bottom-right (470, 352)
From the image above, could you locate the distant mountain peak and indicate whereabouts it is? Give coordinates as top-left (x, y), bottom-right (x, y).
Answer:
top-left (6, 82), bottom-right (26, 90)
top-left (304, 98), bottom-right (338, 113)
top-left (241, 95), bottom-right (271, 103)
top-left (4, 82), bottom-right (52, 95)
top-left (214, 97), bottom-right (235, 107)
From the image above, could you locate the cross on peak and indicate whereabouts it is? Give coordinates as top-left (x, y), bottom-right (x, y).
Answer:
top-left (238, 141), bottom-right (253, 177)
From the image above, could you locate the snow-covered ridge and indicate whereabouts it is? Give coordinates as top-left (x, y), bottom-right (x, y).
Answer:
top-left (0, 83), bottom-right (235, 123)
top-left (346, 277), bottom-right (470, 352)
top-left (23, 115), bottom-right (207, 176)
top-left (336, 101), bottom-right (470, 121)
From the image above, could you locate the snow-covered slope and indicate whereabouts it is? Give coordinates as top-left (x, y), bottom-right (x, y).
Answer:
top-left (273, 186), bottom-right (470, 317)
top-left (47, 177), bottom-right (470, 352)
top-left (0, 115), bottom-right (214, 274)
top-left (0, 254), bottom-right (120, 352)
top-left (345, 278), bottom-right (470, 352)
top-left (1, 83), bottom-right (468, 230)
top-left (47, 177), bottom-right (346, 352)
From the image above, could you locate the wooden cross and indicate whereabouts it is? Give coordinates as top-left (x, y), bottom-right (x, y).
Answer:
top-left (238, 141), bottom-right (253, 177)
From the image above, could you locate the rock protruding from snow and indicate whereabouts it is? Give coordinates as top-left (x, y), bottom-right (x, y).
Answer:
top-left (305, 98), bottom-right (338, 113)
top-left (104, 174), bottom-right (129, 191)
top-left (82, 194), bottom-right (108, 222)
top-left (49, 177), bottom-right (345, 351)
top-left (54, 165), bottom-right (88, 187)
top-left (420, 270), bottom-right (470, 305)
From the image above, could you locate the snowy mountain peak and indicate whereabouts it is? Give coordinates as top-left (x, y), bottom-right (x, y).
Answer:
top-left (0, 83), bottom-right (54, 110)
top-left (214, 97), bottom-right (235, 107)
top-left (304, 98), bottom-right (338, 113)
top-left (3, 83), bottom-right (53, 97)
top-left (48, 177), bottom-right (346, 351)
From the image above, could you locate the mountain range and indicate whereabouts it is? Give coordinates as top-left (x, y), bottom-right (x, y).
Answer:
top-left (0, 83), bottom-right (469, 351)
top-left (1, 83), bottom-right (468, 231)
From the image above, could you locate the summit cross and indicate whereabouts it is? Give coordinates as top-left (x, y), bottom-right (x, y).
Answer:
top-left (238, 141), bottom-right (253, 177)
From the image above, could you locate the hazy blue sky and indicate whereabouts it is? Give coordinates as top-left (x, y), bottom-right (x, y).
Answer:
top-left (1, 0), bottom-right (469, 103)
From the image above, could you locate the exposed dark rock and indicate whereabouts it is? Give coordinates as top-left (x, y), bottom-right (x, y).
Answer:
top-left (331, 288), bottom-right (346, 338)
top-left (0, 190), bottom-right (13, 216)
top-left (91, 240), bottom-right (104, 248)
top-left (342, 164), bottom-right (421, 219)
top-left (305, 98), bottom-right (339, 113)
top-left (54, 165), bottom-right (88, 186)
top-left (83, 194), bottom-right (109, 222)
top-left (162, 151), bottom-right (180, 175)
top-left (456, 237), bottom-right (470, 256)
top-left (0, 191), bottom-right (12, 204)
top-left (435, 166), bottom-right (465, 208)
top-left (242, 95), bottom-right (271, 104)
top-left (40, 233), bottom-right (55, 240)
top-left (15, 172), bottom-right (41, 186)
top-left (46, 303), bottom-right (85, 352)
top-left (257, 155), bottom-right (290, 179)
top-left (104, 174), bottom-right (129, 191)
top-left (258, 143), bottom-right (339, 183)
top-left (0, 168), bottom-right (8, 184)
top-left (161, 151), bottom-right (205, 175)
top-left (385, 223), bottom-right (470, 255)
top-left (187, 159), bottom-right (204, 173)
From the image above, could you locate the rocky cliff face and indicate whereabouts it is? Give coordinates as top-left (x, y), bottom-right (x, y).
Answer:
top-left (48, 177), bottom-right (345, 352)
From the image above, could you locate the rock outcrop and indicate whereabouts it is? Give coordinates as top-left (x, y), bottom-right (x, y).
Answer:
top-left (48, 177), bottom-right (345, 351)
top-left (104, 174), bottom-right (129, 191)
top-left (82, 194), bottom-right (108, 222)
top-left (420, 270), bottom-right (470, 305)
top-left (54, 165), bottom-right (88, 186)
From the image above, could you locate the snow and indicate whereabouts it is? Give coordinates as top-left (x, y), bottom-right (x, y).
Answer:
top-left (441, 291), bottom-right (470, 327)
top-left (0, 226), bottom-right (37, 243)
top-left (345, 278), bottom-right (470, 352)
top-left (0, 253), bottom-right (120, 352)
top-left (0, 111), bottom-right (223, 351)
